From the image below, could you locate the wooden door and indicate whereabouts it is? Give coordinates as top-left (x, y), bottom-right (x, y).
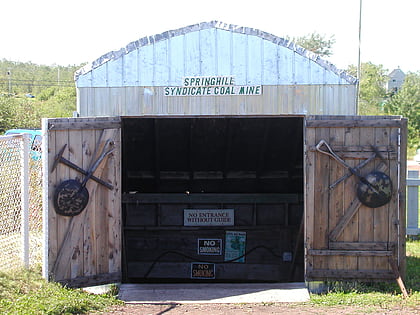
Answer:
top-left (43, 117), bottom-right (121, 287)
top-left (305, 115), bottom-right (407, 281)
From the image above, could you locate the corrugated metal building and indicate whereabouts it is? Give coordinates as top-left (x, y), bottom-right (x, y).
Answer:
top-left (43, 22), bottom-right (407, 290)
top-left (75, 21), bottom-right (357, 117)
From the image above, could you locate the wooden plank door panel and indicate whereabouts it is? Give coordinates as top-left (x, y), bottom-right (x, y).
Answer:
top-left (44, 117), bottom-right (121, 287)
top-left (305, 115), bottom-right (407, 282)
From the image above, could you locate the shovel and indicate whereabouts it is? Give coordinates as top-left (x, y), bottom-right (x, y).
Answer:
top-left (53, 139), bottom-right (115, 216)
top-left (316, 140), bottom-right (392, 208)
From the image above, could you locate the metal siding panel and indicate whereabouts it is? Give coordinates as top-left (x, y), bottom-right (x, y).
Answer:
top-left (263, 40), bottom-right (279, 85)
top-left (91, 64), bottom-right (108, 87)
top-left (232, 32), bottom-right (247, 85)
top-left (247, 35), bottom-right (262, 84)
top-left (154, 40), bottom-right (169, 85)
top-left (200, 28), bottom-right (217, 75)
top-left (138, 45), bottom-right (154, 86)
top-left (107, 58), bottom-right (123, 87)
top-left (76, 72), bottom-right (92, 88)
top-left (86, 89), bottom-right (96, 117)
top-left (294, 53), bottom-right (309, 84)
top-left (215, 29), bottom-right (232, 75)
top-left (184, 31), bottom-right (200, 75)
top-left (325, 70), bottom-right (340, 85)
top-left (125, 86), bottom-right (141, 116)
top-left (123, 50), bottom-right (138, 86)
top-left (77, 88), bottom-right (88, 116)
top-left (169, 35), bottom-right (185, 85)
top-left (110, 87), bottom-right (125, 116)
top-left (94, 88), bottom-right (110, 116)
top-left (309, 60), bottom-right (323, 85)
top-left (278, 46), bottom-right (294, 84)
top-left (77, 85), bottom-right (356, 116)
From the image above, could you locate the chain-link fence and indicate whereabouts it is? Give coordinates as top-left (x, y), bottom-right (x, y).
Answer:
top-left (0, 133), bottom-right (43, 271)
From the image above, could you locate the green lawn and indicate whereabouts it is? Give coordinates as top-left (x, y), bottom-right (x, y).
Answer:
top-left (0, 241), bottom-right (419, 314)
top-left (310, 239), bottom-right (420, 308)
top-left (0, 266), bottom-right (121, 314)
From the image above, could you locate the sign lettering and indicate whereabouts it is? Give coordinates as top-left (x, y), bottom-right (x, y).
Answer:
top-left (165, 76), bottom-right (262, 96)
top-left (184, 209), bottom-right (234, 226)
top-left (198, 238), bottom-right (222, 255)
top-left (191, 262), bottom-right (215, 279)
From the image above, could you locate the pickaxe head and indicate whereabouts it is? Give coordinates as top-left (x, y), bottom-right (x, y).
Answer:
top-left (370, 145), bottom-right (388, 167)
top-left (51, 144), bottom-right (67, 173)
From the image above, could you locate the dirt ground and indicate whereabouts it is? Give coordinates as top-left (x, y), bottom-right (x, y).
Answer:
top-left (94, 302), bottom-right (420, 315)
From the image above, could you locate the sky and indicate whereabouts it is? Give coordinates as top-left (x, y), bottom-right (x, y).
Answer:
top-left (1, 0), bottom-right (419, 73)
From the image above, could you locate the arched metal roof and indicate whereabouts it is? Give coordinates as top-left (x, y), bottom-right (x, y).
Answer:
top-left (75, 21), bottom-right (357, 87)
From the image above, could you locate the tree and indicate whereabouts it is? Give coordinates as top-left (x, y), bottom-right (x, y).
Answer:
top-left (347, 62), bottom-right (388, 115)
top-left (384, 72), bottom-right (420, 150)
top-left (287, 32), bottom-right (336, 57)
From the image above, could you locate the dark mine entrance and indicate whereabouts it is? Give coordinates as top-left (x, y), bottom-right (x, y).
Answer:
top-left (121, 116), bottom-right (304, 283)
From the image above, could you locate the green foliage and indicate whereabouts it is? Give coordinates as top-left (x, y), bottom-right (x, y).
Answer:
top-left (0, 96), bottom-right (16, 132)
top-left (384, 72), bottom-right (420, 150)
top-left (0, 60), bottom-right (80, 130)
top-left (39, 87), bottom-right (77, 118)
top-left (348, 62), bottom-right (388, 115)
top-left (0, 59), bottom-right (80, 96)
top-left (0, 96), bottom-right (43, 131)
top-left (0, 268), bottom-right (121, 314)
top-left (287, 32), bottom-right (336, 57)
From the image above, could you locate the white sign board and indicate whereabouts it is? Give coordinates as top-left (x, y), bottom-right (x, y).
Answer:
top-left (165, 76), bottom-right (262, 96)
top-left (184, 209), bottom-right (234, 226)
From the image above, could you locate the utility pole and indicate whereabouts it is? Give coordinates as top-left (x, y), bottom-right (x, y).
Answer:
top-left (7, 70), bottom-right (12, 95)
top-left (356, 0), bottom-right (363, 114)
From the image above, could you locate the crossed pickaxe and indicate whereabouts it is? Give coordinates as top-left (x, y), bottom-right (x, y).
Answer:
top-left (51, 144), bottom-right (114, 190)
top-left (327, 144), bottom-right (389, 190)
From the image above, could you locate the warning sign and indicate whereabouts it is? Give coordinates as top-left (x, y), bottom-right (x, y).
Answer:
top-left (191, 263), bottom-right (215, 279)
top-left (184, 209), bottom-right (234, 226)
top-left (198, 239), bottom-right (222, 255)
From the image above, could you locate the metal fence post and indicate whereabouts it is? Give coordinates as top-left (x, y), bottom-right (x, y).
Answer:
top-left (21, 134), bottom-right (30, 268)
top-left (407, 170), bottom-right (419, 236)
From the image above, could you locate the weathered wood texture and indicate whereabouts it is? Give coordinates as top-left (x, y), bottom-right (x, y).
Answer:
top-left (44, 117), bottom-right (122, 286)
top-left (123, 200), bottom-right (304, 282)
top-left (305, 115), bottom-right (406, 281)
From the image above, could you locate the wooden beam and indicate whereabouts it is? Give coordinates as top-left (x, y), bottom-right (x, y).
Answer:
top-left (58, 272), bottom-right (121, 288)
top-left (153, 119), bottom-right (161, 190)
top-left (398, 118), bottom-right (408, 279)
top-left (329, 197), bottom-right (362, 241)
top-left (329, 242), bottom-right (389, 251)
top-left (306, 119), bottom-right (405, 128)
top-left (308, 144), bottom-right (395, 153)
top-left (307, 269), bottom-right (395, 280)
top-left (48, 118), bottom-right (121, 130)
top-left (223, 118), bottom-right (233, 179)
top-left (256, 120), bottom-right (270, 182)
top-left (122, 193), bottom-right (301, 204)
top-left (308, 249), bottom-right (392, 257)
top-left (388, 257), bottom-right (409, 298)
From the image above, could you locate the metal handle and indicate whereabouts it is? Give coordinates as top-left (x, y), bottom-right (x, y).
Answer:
top-left (315, 139), bottom-right (349, 168)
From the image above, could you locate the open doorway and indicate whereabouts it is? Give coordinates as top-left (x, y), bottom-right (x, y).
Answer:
top-left (121, 116), bottom-right (304, 282)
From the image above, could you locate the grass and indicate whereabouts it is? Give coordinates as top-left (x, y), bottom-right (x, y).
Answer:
top-left (0, 266), bottom-right (121, 315)
top-left (310, 239), bottom-right (420, 309)
top-left (0, 241), bottom-right (419, 314)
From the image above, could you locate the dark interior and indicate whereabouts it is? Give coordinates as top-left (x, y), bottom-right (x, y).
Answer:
top-left (121, 116), bottom-right (304, 282)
